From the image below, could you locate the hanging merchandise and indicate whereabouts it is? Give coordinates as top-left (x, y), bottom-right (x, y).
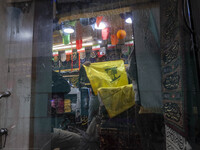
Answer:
top-left (53, 52), bottom-right (59, 62)
top-left (77, 48), bottom-right (85, 53)
top-left (76, 39), bottom-right (82, 50)
top-left (76, 21), bottom-right (83, 50)
top-left (111, 34), bottom-right (118, 45)
top-left (68, 20), bottom-right (77, 27)
top-left (83, 60), bottom-right (128, 95)
top-left (63, 34), bottom-right (70, 45)
top-left (60, 51), bottom-right (66, 62)
top-left (96, 16), bottom-right (103, 27)
top-left (72, 52), bottom-right (79, 69)
top-left (90, 51), bottom-right (97, 58)
top-left (121, 45), bottom-right (129, 54)
top-left (91, 23), bottom-right (95, 30)
top-left (66, 54), bottom-right (71, 62)
top-left (102, 27), bottom-right (109, 40)
top-left (62, 20), bottom-right (76, 31)
top-left (98, 84), bottom-right (135, 118)
top-left (117, 30), bottom-right (126, 39)
top-left (80, 52), bottom-right (86, 64)
top-left (52, 52), bottom-right (59, 70)
top-left (80, 52), bottom-right (86, 59)
top-left (54, 55), bottom-right (59, 62)
top-left (107, 44), bottom-right (115, 49)
top-left (89, 17), bottom-right (96, 25)
top-left (80, 18), bottom-right (89, 26)
top-left (65, 50), bottom-right (72, 55)
top-left (90, 51), bottom-right (97, 63)
top-left (99, 47), bottom-right (106, 56)
top-left (92, 45), bottom-right (100, 51)
top-left (119, 13), bottom-right (126, 19)
top-left (80, 17), bottom-right (96, 26)
top-left (71, 52), bottom-right (77, 61)
top-left (121, 45), bottom-right (129, 64)
top-left (125, 40), bottom-right (134, 46)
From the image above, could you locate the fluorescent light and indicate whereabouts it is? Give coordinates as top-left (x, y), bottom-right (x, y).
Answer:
top-left (53, 42), bottom-right (93, 50)
top-left (95, 22), bottom-right (106, 30)
top-left (53, 44), bottom-right (64, 48)
top-left (125, 17), bottom-right (132, 24)
top-left (63, 28), bottom-right (74, 33)
top-left (71, 41), bottom-right (76, 44)
top-left (53, 45), bottom-right (76, 50)
top-left (98, 40), bottom-right (102, 44)
top-left (83, 42), bottom-right (93, 46)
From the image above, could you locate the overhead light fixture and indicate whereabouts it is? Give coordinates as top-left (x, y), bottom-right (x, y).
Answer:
top-left (82, 42), bottom-right (93, 47)
top-left (125, 17), bottom-right (132, 24)
top-left (63, 27), bottom-right (74, 34)
top-left (53, 44), bottom-right (65, 48)
top-left (98, 40), bottom-right (102, 44)
top-left (53, 42), bottom-right (93, 50)
top-left (95, 22), bottom-right (106, 30)
top-left (53, 45), bottom-right (76, 50)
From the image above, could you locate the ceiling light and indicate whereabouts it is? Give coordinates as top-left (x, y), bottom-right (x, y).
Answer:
top-left (53, 45), bottom-right (76, 50)
top-left (83, 42), bottom-right (93, 46)
top-left (95, 22), bottom-right (106, 30)
top-left (53, 44), bottom-right (65, 48)
top-left (53, 42), bottom-right (93, 50)
top-left (125, 17), bottom-right (132, 24)
top-left (98, 40), bottom-right (102, 44)
top-left (63, 28), bottom-right (74, 33)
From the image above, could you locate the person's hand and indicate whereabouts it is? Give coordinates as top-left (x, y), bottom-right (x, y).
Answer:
top-left (83, 61), bottom-right (91, 66)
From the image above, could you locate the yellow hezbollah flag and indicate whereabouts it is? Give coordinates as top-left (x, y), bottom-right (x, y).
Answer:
top-left (83, 60), bottom-right (128, 95)
top-left (98, 84), bottom-right (135, 118)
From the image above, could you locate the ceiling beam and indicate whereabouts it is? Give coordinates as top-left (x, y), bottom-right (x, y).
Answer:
top-left (58, 0), bottom-right (159, 23)
top-left (59, 6), bottom-right (131, 23)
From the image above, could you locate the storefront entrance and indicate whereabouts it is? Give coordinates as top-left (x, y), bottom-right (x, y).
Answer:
top-left (0, 0), bottom-right (199, 150)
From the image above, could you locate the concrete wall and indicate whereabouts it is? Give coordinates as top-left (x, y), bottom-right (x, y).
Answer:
top-left (0, 1), bottom-right (34, 149)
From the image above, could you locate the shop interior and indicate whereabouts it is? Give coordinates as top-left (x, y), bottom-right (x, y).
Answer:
top-left (50, 2), bottom-right (140, 149)
top-left (0, 0), bottom-right (200, 150)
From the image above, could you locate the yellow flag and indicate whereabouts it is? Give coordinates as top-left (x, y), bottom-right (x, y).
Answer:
top-left (98, 84), bottom-right (135, 118)
top-left (83, 60), bottom-right (128, 95)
